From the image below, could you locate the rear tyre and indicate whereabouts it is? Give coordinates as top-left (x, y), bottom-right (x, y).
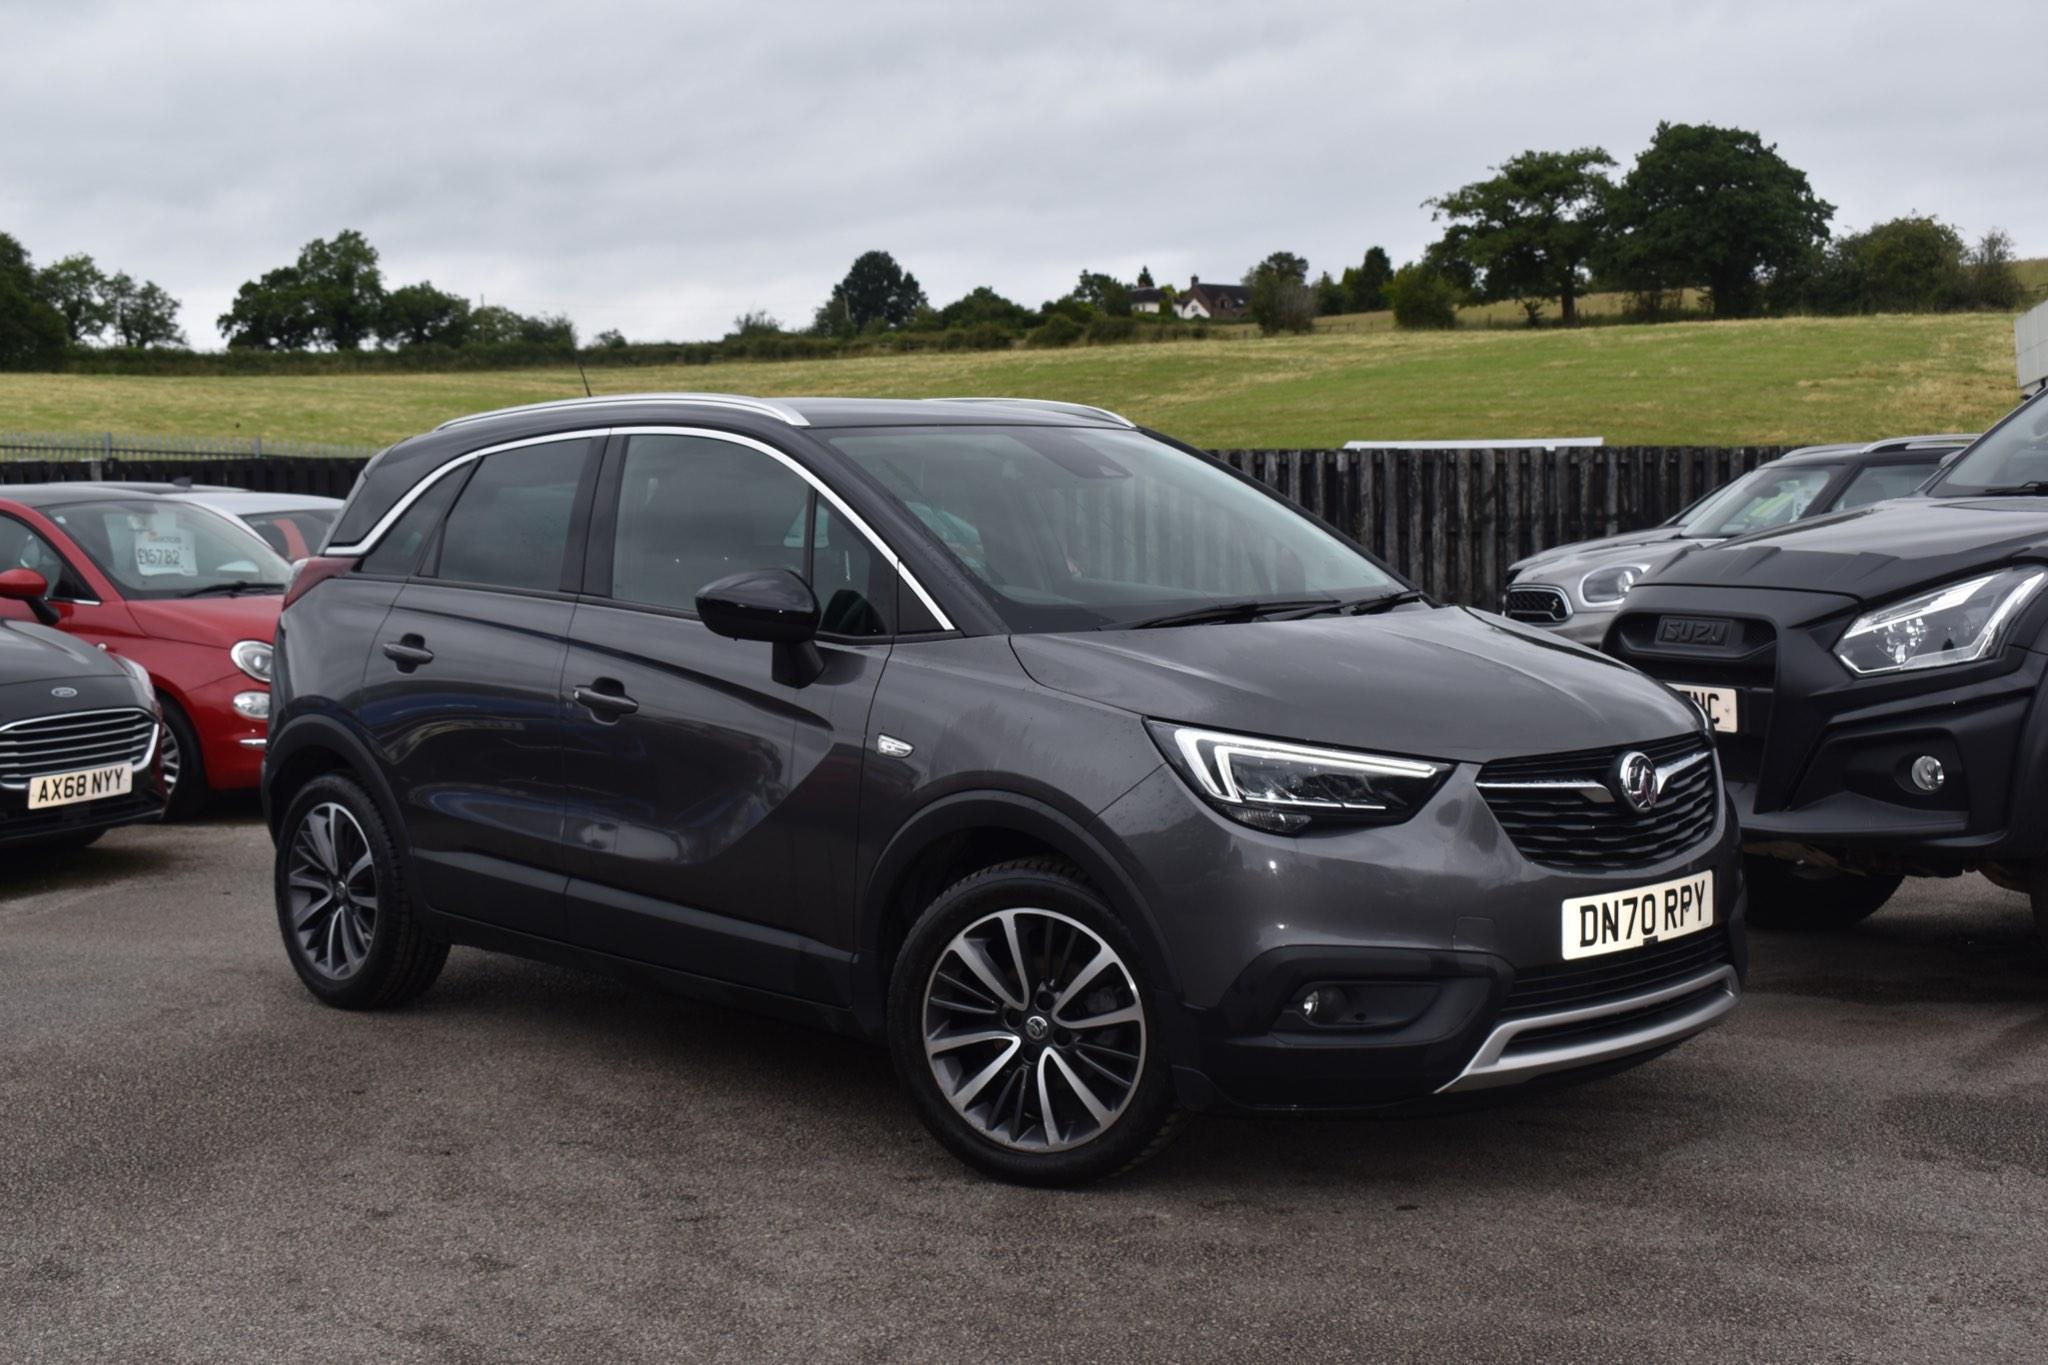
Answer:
top-left (157, 697), bottom-right (208, 821)
top-left (886, 857), bottom-right (1182, 1186)
top-left (1744, 854), bottom-right (1903, 930)
top-left (274, 772), bottom-right (447, 1010)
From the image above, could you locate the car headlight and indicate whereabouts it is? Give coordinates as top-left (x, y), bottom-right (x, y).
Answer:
top-left (1834, 568), bottom-right (2047, 676)
top-left (1148, 722), bottom-right (1449, 834)
top-left (1578, 562), bottom-right (1653, 607)
top-left (230, 639), bottom-right (274, 683)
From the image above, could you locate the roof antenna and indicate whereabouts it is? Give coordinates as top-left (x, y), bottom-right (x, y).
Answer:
top-left (574, 353), bottom-right (593, 399)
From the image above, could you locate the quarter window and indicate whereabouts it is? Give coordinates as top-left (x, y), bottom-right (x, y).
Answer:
top-left (432, 440), bottom-right (589, 592)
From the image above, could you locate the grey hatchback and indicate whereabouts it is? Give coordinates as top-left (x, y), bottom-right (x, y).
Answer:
top-left (264, 394), bottom-right (1743, 1184)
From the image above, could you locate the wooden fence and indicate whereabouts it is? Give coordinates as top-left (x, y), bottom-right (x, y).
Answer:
top-left (1, 435), bottom-right (1790, 607)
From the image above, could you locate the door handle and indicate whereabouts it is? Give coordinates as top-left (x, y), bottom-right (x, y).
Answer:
top-left (573, 683), bottom-right (639, 719)
top-left (382, 636), bottom-right (434, 668)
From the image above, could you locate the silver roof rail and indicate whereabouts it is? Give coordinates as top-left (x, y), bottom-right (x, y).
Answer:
top-left (435, 392), bottom-right (810, 431)
top-left (1858, 433), bottom-right (1977, 453)
top-left (935, 397), bottom-right (1137, 428)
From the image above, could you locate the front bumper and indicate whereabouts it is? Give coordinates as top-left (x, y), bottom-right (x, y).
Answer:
top-left (181, 674), bottom-right (270, 791)
top-left (1099, 762), bottom-right (1746, 1114)
top-left (1609, 584), bottom-right (2048, 865)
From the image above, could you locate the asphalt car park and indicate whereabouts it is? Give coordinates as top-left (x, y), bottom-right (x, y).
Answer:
top-left (5, 812), bottom-right (2045, 1363)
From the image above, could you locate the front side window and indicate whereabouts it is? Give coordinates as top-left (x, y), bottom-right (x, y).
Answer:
top-left (43, 499), bottom-right (289, 600)
top-left (607, 433), bottom-right (889, 636)
top-left (828, 425), bottom-right (1396, 633)
top-left (1831, 461), bottom-right (1942, 513)
top-left (1679, 466), bottom-right (1836, 538)
top-left (433, 440), bottom-right (589, 592)
top-left (0, 515), bottom-right (92, 599)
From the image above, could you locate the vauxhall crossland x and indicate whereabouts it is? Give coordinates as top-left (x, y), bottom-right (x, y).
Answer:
top-left (264, 394), bottom-right (1745, 1184)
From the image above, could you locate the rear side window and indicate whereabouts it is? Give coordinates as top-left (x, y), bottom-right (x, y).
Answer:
top-left (1833, 461), bottom-right (1940, 512)
top-left (433, 440), bottom-right (589, 592)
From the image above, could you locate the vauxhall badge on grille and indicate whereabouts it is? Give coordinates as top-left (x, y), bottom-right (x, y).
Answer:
top-left (1615, 750), bottom-right (1660, 813)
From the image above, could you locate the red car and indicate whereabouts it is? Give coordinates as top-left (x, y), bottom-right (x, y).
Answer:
top-left (0, 485), bottom-right (289, 816)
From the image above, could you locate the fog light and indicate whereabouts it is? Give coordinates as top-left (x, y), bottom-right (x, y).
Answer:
top-left (1909, 755), bottom-right (1946, 793)
top-left (1298, 986), bottom-right (1341, 1022)
top-left (232, 690), bottom-right (271, 720)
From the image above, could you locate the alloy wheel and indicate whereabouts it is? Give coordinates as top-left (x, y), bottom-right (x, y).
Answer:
top-left (922, 907), bottom-right (1146, 1153)
top-left (159, 724), bottom-right (181, 800)
top-left (284, 802), bottom-right (378, 980)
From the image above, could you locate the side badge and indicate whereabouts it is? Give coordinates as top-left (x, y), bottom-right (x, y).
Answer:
top-left (876, 735), bottom-right (914, 758)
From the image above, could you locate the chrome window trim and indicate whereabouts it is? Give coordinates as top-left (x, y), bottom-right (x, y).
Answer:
top-left (434, 393), bottom-right (810, 432)
top-left (323, 429), bottom-right (612, 558)
top-left (604, 426), bottom-right (954, 632)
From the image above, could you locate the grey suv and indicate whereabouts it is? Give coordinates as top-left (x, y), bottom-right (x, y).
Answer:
top-left (264, 394), bottom-right (1744, 1184)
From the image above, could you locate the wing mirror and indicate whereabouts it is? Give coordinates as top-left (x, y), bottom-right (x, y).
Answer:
top-left (0, 568), bottom-right (59, 626)
top-left (696, 569), bottom-right (824, 687)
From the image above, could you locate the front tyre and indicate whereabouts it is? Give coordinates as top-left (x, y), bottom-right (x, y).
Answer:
top-left (274, 773), bottom-right (447, 1010)
top-left (887, 858), bottom-right (1181, 1186)
top-left (157, 696), bottom-right (208, 821)
top-left (1744, 854), bottom-right (1903, 930)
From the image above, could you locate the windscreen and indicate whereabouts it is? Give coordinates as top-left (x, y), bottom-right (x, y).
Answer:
top-left (45, 499), bottom-right (291, 600)
top-left (1931, 394), bottom-right (2048, 494)
top-left (828, 426), bottom-right (1396, 632)
top-left (1679, 465), bottom-right (1836, 537)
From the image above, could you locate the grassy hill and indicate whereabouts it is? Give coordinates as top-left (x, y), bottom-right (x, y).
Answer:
top-left (0, 309), bottom-right (2033, 451)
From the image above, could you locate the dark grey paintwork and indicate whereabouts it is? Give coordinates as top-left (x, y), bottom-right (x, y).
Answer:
top-left (268, 395), bottom-right (1744, 1117)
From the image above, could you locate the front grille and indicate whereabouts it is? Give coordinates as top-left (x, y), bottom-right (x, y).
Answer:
top-left (1477, 733), bottom-right (1719, 871)
top-left (1502, 927), bottom-right (1732, 1021)
top-left (1504, 586), bottom-right (1572, 624)
top-left (0, 708), bottom-right (157, 789)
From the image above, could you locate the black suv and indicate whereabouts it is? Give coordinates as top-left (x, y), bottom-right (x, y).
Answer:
top-left (265, 394), bottom-right (1743, 1184)
top-left (1609, 388), bottom-right (2048, 938)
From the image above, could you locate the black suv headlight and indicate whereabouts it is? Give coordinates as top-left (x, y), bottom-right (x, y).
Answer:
top-left (1148, 722), bottom-right (1449, 834)
top-left (1833, 568), bottom-right (2047, 676)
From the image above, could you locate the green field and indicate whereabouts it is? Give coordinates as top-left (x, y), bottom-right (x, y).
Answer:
top-left (0, 310), bottom-right (2032, 450)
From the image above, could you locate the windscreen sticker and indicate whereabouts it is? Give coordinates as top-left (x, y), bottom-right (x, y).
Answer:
top-left (135, 527), bottom-right (198, 577)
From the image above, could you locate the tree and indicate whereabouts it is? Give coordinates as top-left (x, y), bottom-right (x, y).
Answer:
top-left (821, 250), bottom-right (926, 332)
top-left (295, 229), bottom-right (384, 349)
top-left (1243, 252), bottom-right (1315, 334)
top-left (218, 229), bottom-right (385, 349)
top-left (218, 266), bottom-right (317, 349)
top-left (1387, 264), bottom-right (1459, 329)
top-left (104, 274), bottom-right (184, 347)
top-left (1602, 122), bottom-right (1833, 318)
top-left (1966, 229), bottom-right (2024, 312)
top-left (0, 233), bottom-right (67, 369)
top-left (1313, 271), bottom-right (1347, 316)
top-left (379, 281), bottom-right (472, 347)
top-left (1136, 265), bottom-right (1155, 288)
top-left (726, 310), bottom-right (783, 339)
top-left (1425, 148), bottom-right (1615, 323)
top-left (1071, 270), bottom-right (1131, 316)
top-left (1340, 247), bottom-right (1393, 313)
top-left (594, 328), bottom-right (627, 349)
top-left (35, 254), bottom-right (112, 343)
top-left (936, 286), bottom-right (1037, 331)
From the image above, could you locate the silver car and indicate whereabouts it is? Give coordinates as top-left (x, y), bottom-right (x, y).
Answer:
top-left (1502, 435), bottom-right (1973, 645)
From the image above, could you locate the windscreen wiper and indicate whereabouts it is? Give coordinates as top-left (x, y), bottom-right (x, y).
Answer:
top-left (1268, 589), bottom-right (1431, 620)
top-left (1122, 597), bottom-right (1338, 629)
top-left (1972, 482), bottom-right (2048, 497)
top-left (177, 580), bottom-right (284, 598)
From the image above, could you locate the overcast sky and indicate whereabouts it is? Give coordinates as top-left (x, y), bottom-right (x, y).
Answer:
top-left (4, 0), bottom-right (2042, 347)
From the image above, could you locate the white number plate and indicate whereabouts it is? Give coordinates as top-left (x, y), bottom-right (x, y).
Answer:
top-left (27, 763), bottom-right (134, 810)
top-left (1562, 869), bottom-right (1715, 960)
top-left (1676, 683), bottom-right (1739, 734)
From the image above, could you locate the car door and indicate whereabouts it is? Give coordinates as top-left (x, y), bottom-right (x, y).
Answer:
top-left (556, 430), bottom-right (895, 999)
top-left (357, 434), bottom-right (601, 940)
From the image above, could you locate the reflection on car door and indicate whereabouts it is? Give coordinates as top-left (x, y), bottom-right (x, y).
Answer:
top-left (557, 431), bottom-right (894, 999)
top-left (358, 436), bottom-right (599, 939)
